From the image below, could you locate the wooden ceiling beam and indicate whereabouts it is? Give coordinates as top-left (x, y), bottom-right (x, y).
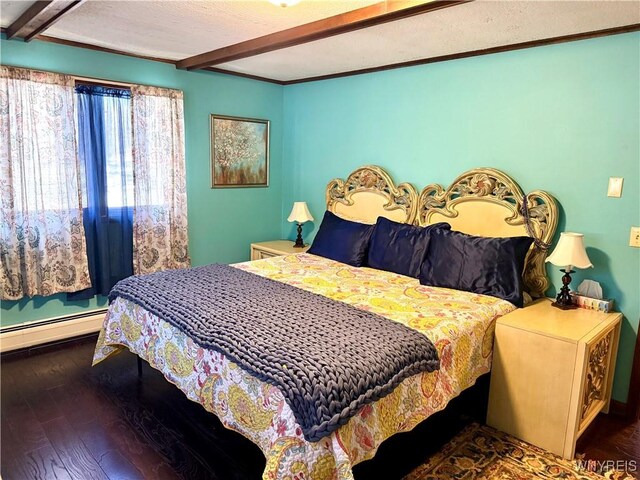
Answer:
top-left (6, 0), bottom-right (86, 42)
top-left (176, 0), bottom-right (470, 70)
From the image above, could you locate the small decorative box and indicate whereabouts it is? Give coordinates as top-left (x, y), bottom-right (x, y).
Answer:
top-left (570, 293), bottom-right (614, 313)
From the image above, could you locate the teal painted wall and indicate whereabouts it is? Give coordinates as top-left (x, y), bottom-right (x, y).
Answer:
top-left (281, 33), bottom-right (640, 402)
top-left (1, 32), bottom-right (638, 404)
top-left (0, 37), bottom-right (284, 327)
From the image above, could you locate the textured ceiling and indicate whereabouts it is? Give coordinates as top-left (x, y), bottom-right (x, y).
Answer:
top-left (215, 0), bottom-right (640, 81)
top-left (41, 0), bottom-right (379, 60)
top-left (0, 1), bottom-right (31, 27)
top-left (1, 0), bottom-right (638, 82)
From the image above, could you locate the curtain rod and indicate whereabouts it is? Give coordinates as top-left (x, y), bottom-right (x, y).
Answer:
top-left (73, 75), bottom-right (135, 88)
top-left (74, 77), bottom-right (132, 89)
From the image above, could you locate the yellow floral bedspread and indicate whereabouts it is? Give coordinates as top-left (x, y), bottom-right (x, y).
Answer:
top-left (93, 253), bottom-right (515, 480)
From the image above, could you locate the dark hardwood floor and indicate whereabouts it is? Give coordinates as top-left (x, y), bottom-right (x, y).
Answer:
top-left (577, 410), bottom-right (640, 467)
top-left (1, 334), bottom-right (473, 480)
top-left (1, 334), bottom-right (637, 479)
top-left (1, 335), bottom-right (266, 480)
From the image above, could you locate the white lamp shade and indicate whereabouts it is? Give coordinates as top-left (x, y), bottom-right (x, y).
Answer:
top-left (546, 232), bottom-right (593, 269)
top-left (287, 202), bottom-right (314, 223)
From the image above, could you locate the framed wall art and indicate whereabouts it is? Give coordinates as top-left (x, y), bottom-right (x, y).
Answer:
top-left (210, 114), bottom-right (270, 188)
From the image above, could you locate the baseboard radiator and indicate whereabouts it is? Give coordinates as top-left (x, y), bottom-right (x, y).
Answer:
top-left (0, 309), bottom-right (108, 353)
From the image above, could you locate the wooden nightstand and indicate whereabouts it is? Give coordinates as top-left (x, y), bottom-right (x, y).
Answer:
top-left (250, 240), bottom-right (309, 261)
top-left (487, 298), bottom-right (621, 460)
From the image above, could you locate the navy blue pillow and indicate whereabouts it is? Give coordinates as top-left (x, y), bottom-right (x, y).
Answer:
top-left (418, 229), bottom-right (534, 307)
top-left (368, 217), bottom-right (451, 278)
top-left (307, 211), bottom-right (375, 267)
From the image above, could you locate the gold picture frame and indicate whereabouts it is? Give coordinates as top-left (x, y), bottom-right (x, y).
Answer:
top-left (210, 114), bottom-right (270, 188)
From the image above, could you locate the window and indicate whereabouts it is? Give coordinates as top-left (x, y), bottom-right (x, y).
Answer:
top-left (1, 67), bottom-right (189, 301)
top-left (103, 106), bottom-right (134, 208)
top-left (68, 83), bottom-right (134, 300)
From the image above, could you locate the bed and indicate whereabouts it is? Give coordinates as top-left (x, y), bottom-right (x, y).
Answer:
top-left (93, 165), bottom-right (558, 480)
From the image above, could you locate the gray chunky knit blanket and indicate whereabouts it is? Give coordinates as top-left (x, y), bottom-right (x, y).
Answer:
top-left (109, 264), bottom-right (440, 441)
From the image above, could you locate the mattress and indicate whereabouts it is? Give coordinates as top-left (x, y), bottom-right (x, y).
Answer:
top-left (93, 253), bottom-right (515, 480)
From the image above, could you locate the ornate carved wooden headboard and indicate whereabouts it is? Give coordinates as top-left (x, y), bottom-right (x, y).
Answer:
top-left (325, 165), bottom-right (558, 300)
top-left (326, 165), bottom-right (418, 225)
top-left (417, 168), bottom-right (558, 299)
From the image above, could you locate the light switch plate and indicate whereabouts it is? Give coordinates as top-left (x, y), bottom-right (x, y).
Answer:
top-left (607, 177), bottom-right (624, 197)
top-left (631, 227), bottom-right (640, 248)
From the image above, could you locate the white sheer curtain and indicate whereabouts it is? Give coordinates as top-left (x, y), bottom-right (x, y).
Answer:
top-left (0, 67), bottom-right (91, 300)
top-left (131, 85), bottom-right (190, 274)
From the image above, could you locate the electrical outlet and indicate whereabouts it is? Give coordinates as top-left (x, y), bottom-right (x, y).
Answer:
top-left (630, 227), bottom-right (640, 248)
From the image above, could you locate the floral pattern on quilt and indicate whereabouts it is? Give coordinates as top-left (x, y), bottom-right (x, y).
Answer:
top-left (93, 253), bottom-right (515, 480)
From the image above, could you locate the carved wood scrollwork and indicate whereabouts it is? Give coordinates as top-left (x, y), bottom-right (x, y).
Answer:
top-left (523, 189), bottom-right (558, 297)
top-left (417, 168), bottom-right (558, 299)
top-left (582, 332), bottom-right (613, 420)
top-left (325, 166), bottom-right (558, 298)
top-left (326, 165), bottom-right (418, 224)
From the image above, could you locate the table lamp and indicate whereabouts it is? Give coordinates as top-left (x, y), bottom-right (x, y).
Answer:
top-left (287, 202), bottom-right (314, 248)
top-left (545, 232), bottom-right (593, 309)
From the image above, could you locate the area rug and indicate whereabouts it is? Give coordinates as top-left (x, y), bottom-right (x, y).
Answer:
top-left (404, 423), bottom-right (636, 480)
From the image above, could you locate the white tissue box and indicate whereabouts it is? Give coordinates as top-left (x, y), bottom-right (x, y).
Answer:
top-left (570, 293), bottom-right (614, 313)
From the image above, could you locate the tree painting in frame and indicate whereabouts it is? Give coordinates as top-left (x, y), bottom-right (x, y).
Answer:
top-left (211, 114), bottom-right (270, 188)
